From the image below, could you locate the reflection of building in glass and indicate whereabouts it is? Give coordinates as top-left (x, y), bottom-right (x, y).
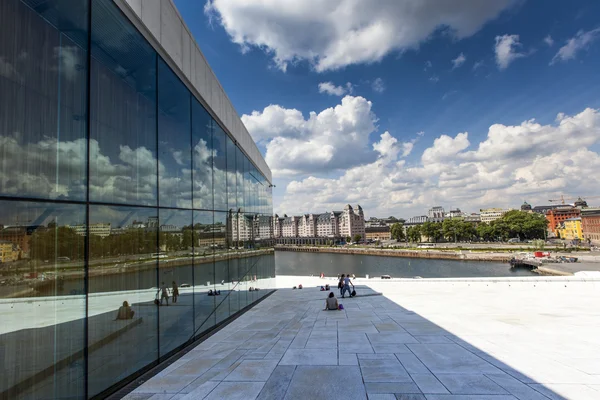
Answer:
top-left (0, 241), bottom-right (19, 263)
top-left (0, 227), bottom-right (32, 256)
top-left (67, 223), bottom-right (112, 238)
top-left (0, 0), bottom-right (273, 398)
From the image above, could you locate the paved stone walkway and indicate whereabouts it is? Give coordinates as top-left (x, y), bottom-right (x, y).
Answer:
top-left (125, 277), bottom-right (600, 400)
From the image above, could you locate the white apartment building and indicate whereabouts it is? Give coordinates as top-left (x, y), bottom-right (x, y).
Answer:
top-left (316, 212), bottom-right (342, 237)
top-left (281, 215), bottom-right (300, 238)
top-left (298, 214), bottom-right (317, 237)
top-left (253, 215), bottom-right (273, 241)
top-left (428, 206), bottom-right (445, 222)
top-left (445, 209), bottom-right (465, 218)
top-left (68, 223), bottom-right (112, 238)
top-left (339, 204), bottom-right (365, 240)
top-left (480, 208), bottom-right (512, 224)
top-left (407, 216), bottom-right (428, 224)
top-left (230, 212), bottom-right (254, 242)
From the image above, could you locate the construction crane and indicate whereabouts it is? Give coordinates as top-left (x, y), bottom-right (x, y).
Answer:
top-left (548, 195), bottom-right (600, 205)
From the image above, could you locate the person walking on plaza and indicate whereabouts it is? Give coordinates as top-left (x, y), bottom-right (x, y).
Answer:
top-left (342, 273), bottom-right (354, 298)
top-left (172, 281), bottom-right (179, 303)
top-left (338, 274), bottom-right (345, 296)
top-left (159, 282), bottom-right (169, 306)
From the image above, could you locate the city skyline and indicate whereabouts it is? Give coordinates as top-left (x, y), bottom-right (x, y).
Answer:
top-left (175, 0), bottom-right (600, 217)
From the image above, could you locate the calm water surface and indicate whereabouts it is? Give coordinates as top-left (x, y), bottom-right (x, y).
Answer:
top-left (275, 251), bottom-right (536, 278)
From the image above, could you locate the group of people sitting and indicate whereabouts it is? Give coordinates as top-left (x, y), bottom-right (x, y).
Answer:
top-left (323, 273), bottom-right (356, 311)
top-left (208, 290), bottom-right (221, 296)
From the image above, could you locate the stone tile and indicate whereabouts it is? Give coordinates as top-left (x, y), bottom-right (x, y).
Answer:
top-left (211, 350), bottom-right (247, 370)
top-left (375, 323), bottom-right (407, 332)
top-left (396, 353), bottom-right (429, 373)
top-left (284, 366), bottom-right (367, 400)
top-left (529, 383), bottom-right (600, 400)
top-left (256, 365), bottom-right (296, 400)
top-left (122, 395), bottom-right (153, 400)
top-left (134, 375), bottom-right (198, 394)
top-left (395, 395), bottom-right (426, 400)
top-left (414, 336), bottom-right (453, 344)
top-left (485, 373), bottom-right (550, 400)
top-left (280, 348), bottom-right (338, 366)
top-left (178, 381), bottom-right (219, 400)
top-left (435, 374), bottom-right (508, 395)
top-left (359, 354), bottom-right (399, 360)
top-left (224, 359), bottom-right (279, 381)
top-left (361, 365), bottom-right (413, 383)
top-left (368, 332), bottom-right (419, 344)
top-left (343, 343), bottom-right (375, 353)
top-left (423, 396), bottom-right (517, 400)
top-left (208, 381), bottom-right (265, 400)
top-left (367, 394), bottom-right (397, 400)
top-left (360, 358), bottom-right (402, 368)
top-left (410, 374), bottom-right (449, 394)
top-left (171, 358), bottom-right (220, 376)
top-left (364, 382), bottom-right (422, 394)
top-left (339, 353), bottom-right (359, 366)
top-left (407, 344), bottom-right (499, 374)
top-left (373, 344), bottom-right (411, 354)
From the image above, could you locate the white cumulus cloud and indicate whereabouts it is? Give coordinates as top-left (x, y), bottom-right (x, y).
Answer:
top-left (551, 28), bottom-right (600, 64)
top-left (243, 96), bottom-right (380, 176)
top-left (544, 35), bottom-right (554, 46)
top-left (318, 81), bottom-right (353, 96)
top-left (495, 34), bottom-right (526, 70)
top-left (371, 78), bottom-right (385, 93)
top-left (451, 52), bottom-right (467, 69)
top-left (275, 107), bottom-right (600, 218)
top-left (205, 0), bottom-right (515, 72)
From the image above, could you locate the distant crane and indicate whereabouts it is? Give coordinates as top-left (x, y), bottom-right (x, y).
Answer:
top-left (548, 195), bottom-right (600, 205)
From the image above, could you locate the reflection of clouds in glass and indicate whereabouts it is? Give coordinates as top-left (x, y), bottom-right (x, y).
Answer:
top-left (0, 200), bottom-right (85, 227)
top-left (0, 57), bottom-right (21, 81)
top-left (193, 139), bottom-right (214, 209)
top-left (0, 134), bottom-right (86, 199)
top-left (53, 45), bottom-right (83, 81)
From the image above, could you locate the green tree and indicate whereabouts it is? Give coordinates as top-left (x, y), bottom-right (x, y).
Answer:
top-left (353, 234), bottom-right (362, 243)
top-left (407, 225), bottom-right (421, 242)
top-left (477, 222), bottom-right (494, 241)
top-left (390, 223), bottom-right (405, 242)
top-left (346, 236), bottom-right (351, 243)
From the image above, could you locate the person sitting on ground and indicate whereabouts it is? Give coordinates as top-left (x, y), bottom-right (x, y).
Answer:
top-left (320, 286), bottom-right (325, 291)
top-left (115, 301), bottom-right (134, 320)
top-left (208, 289), bottom-right (214, 296)
top-left (324, 292), bottom-right (339, 311)
top-left (325, 284), bottom-right (330, 291)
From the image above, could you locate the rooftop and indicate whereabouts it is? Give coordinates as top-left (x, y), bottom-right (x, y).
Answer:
top-left (124, 276), bottom-right (600, 400)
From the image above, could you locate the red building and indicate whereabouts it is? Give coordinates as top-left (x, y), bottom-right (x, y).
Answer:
top-left (546, 207), bottom-right (581, 235)
top-left (581, 208), bottom-right (600, 245)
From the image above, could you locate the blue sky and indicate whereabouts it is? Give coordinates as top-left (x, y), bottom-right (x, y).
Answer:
top-left (175, 0), bottom-right (600, 218)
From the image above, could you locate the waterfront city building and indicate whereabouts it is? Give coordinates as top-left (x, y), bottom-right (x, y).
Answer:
top-left (581, 208), bottom-right (600, 245)
top-left (480, 208), bottom-right (512, 223)
top-left (365, 226), bottom-right (392, 241)
top-left (557, 218), bottom-right (584, 241)
top-left (546, 207), bottom-right (581, 235)
top-left (0, 0), bottom-right (274, 398)
top-left (428, 206), bottom-right (446, 222)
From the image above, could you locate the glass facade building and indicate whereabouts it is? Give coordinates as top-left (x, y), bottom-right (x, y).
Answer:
top-left (0, 0), bottom-right (274, 398)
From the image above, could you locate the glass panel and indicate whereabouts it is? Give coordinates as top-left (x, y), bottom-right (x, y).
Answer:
top-left (158, 209), bottom-right (193, 356)
top-left (192, 210), bottom-right (215, 336)
top-left (0, 0), bottom-right (88, 201)
top-left (228, 256), bottom-right (240, 314)
top-left (214, 212), bottom-right (229, 323)
top-left (88, 205), bottom-right (158, 398)
top-left (0, 200), bottom-right (85, 399)
top-left (236, 147), bottom-right (245, 213)
top-left (226, 135), bottom-right (237, 212)
top-left (158, 60), bottom-right (192, 208)
top-left (90, 0), bottom-right (158, 206)
top-left (213, 124), bottom-right (227, 211)
top-left (192, 99), bottom-right (213, 210)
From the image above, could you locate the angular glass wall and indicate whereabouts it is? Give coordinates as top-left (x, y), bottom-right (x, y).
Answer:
top-left (0, 0), bottom-right (274, 398)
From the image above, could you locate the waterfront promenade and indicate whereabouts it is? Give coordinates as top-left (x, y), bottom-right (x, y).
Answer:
top-left (122, 276), bottom-right (600, 399)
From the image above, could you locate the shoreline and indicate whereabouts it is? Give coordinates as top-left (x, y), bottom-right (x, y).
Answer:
top-left (275, 246), bottom-right (600, 276)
